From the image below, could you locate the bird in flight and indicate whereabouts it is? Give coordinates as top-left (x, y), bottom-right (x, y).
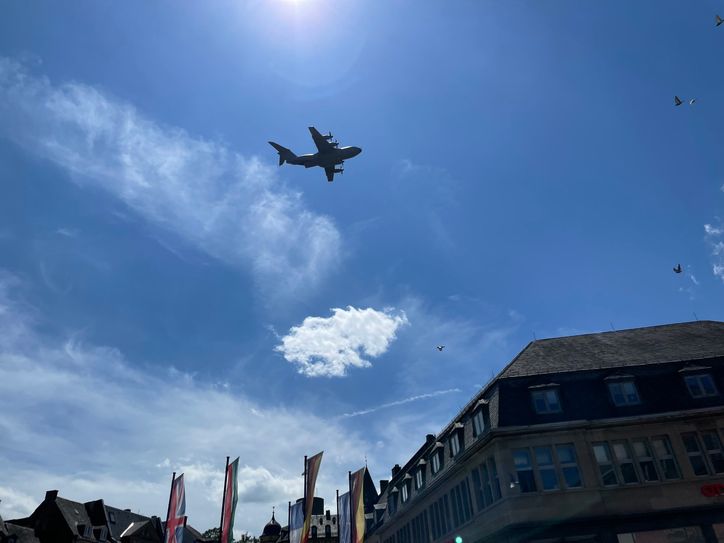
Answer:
top-left (716, 15), bottom-right (723, 27)
top-left (673, 264), bottom-right (683, 274)
top-left (689, 99), bottom-right (697, 105)
top-left (674, 96), bottom-right (683, 106)
top-left (436, 345), bottom-right (445, 352)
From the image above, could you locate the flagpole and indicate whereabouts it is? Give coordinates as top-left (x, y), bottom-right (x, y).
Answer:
top-left (348, 471), bottom-right (353, 543)
top-left (163, 472), bottom-right (176, 543)
top-left (288, 501), bottom-right (291, 541)
top-left (218, 456), bottom-right (230, 543)
top-left (335, 489), bottom-right (339, 540)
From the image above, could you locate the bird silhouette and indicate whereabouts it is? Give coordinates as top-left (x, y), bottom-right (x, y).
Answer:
top-left (673, 264), bottom-right (683, 274)
top-left (689, 99), bottom-right (697, 105)
top-left (716, 15), bottom-right (723, 27)
top-left (674, 96), bottom-right (683, 106)
top-left (436, 345), bottom-right (445, 351)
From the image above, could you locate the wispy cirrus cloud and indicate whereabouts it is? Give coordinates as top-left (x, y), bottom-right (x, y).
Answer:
top-left (0, 57), bottom-right (340, 302)
top-left (0, 271), bottom-right (371, 533)
top-left (338, 388), bottom-right (461, 418)
top-left (276, 306), bottom-right (409, 377)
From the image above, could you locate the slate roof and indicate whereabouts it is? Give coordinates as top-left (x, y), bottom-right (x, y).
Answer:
top-left (4, 524), bottom-right (40, 543)
top-left (105, 506), bottom-right (150, 540)
top-left (500, 320), bottom-right (724, 379)
top-left (55, 497), bottom-right (94, 536)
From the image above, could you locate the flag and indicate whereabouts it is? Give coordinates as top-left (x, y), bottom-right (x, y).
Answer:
top-left (165, 474), bottom-right (186, 543)
top-left (220, 458), bottom-right (239, 543)
top-left (301, 451), bottom-right (323, 543)
top-left (350, 468), bottom-right (366, 543)
top-left (289, 501), bottom-right (305, 543)
top-left (338, 491), bottom-right (351, 543)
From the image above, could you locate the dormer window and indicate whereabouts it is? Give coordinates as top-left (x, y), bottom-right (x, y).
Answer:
top-left (400, 480), bottom-right (410, 503)
top-left (449, 423), bottom-right (464, 458)
top-left (530, 385), bottom-right (561, 414)
top-left (450, 433), bottom-right (461, 457)
top-left (415, 463), bottom-right (425, 490)
top-left (431, 445), bottom-right (444, 475)
top-left (472, 399), bottom-right (488, 437)
top-left (388, 488), bottom-right (399, 514)
top-left (685, 373), bottom-right (718, 398)
top-left (607, 377), bottom-right (641, 406)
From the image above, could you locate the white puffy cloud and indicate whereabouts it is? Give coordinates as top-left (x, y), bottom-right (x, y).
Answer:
top-left (276, 307), bottom-right (409, 377)
top-left (0, 57), bottom-right (340, 302)
top-left (0, 272), bottom-right (371, 533)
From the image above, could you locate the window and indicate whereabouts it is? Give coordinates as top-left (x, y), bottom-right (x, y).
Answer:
top-left (311, 526), bottom-right (317, 539)
top-left (415, 467), bottom-right (425, 490)
top-left (685, 374), bottom-right (718, 398)
top-left (513, 448), bottom-right (537, 492)
top-left (612, 441), bottom-right (639, 484)
top-left (489, 457), bottom-right (502, 500)
top-left (556, 444), bottom-right (582, 488)
top-left (608, 380), bottom-right (641, 406)
top-left (651, 436), bottom-right (680, 480)
top-left (632, 439), bottom-right (659, 482)
top-left (593, 442), bottom-right (618, 486)
top-left (388, 489), bottom-right (398, 515)
top-left (108, 511), bottom-right (116, 524)
top-left (431, 450), bottom-right (442, 475)
top-left (472, 409), bottom-right (486, 437)
top-left (325, 525), bottom-right (331, 538)
top-left (531, 388), bottom-right (561, 414)
top-left (534, 446), bottom-right (559, 490)
top-left (401, 482), bottom-right (409, 503)
top-left (682, 433), bottom-right (710, 476)
top-left (448, 479), bottom-right (472, 529)
top-left (450, 433), bottom-right (461, 457)
top-left (702, 431), bottom-right (724, 473)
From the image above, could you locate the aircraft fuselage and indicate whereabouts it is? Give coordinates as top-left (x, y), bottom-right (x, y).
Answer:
top-left (289, 146), bottom-right (362, 168)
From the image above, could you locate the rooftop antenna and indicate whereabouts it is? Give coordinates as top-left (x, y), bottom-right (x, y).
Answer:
top-left (693, 312), bottom-right (699, 321)
top-left (365, 454), bottom-right (368, 468)
top-left (610, 322), bottom-right (616, 331)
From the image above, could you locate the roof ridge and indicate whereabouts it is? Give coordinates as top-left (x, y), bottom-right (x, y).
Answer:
top-left (532, 320), bottom-right (723, 342)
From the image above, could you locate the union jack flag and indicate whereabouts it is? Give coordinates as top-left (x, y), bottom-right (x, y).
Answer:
top-left (165, 474), bottom-right (186, 543)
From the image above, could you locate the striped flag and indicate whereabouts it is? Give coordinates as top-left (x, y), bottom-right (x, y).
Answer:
top-left (289, 501), bottom-right (305, 543)
top-left (350, 468), bottom-right (366, 543)
top-left (164, 474), bottom-right (186, 543)
top-left (220, 458), bottom-right (239, 543)
top-left (301, 452), bottom-right (323, 543)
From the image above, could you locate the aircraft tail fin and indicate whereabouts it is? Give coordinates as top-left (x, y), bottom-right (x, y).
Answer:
top-left (268, 141), bottom-right (296, 165)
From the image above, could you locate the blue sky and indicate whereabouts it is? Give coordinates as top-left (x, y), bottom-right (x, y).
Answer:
top-left (1, 0), bottom-right (724, 535)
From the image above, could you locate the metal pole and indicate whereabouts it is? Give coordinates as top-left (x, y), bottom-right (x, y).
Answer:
top-left (218, 456), bottom-right (230, 543)
top-left (163, 472), bottom-right (176, 543)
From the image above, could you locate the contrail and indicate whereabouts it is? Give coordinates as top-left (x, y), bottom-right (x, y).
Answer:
top-left (339, 388), bottom-right (461, 419)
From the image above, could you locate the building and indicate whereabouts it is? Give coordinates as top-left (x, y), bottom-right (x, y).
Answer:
top-left (5, 490), bottom-right (209, 543)
top-left (366, 320), bottom-right (724, 543)
top-left (261, 471), bottom-right (379, 543)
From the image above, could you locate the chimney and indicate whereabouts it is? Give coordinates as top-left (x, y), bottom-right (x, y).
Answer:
top-left (379, 480), bottom-right (389, 494)
top-left (391, 464), bottom-right (401, 478)
top-left (45, 490), bottom-right (58, 501)
top-left (426, 434), bottom-right (436, 444)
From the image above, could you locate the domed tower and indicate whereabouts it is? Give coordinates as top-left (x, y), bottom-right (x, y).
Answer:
top-left (260, 508), bottom-right (282, 543)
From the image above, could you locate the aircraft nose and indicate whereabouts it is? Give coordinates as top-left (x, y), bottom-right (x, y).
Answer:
top-left (352, 146), bottom-right (362, 156)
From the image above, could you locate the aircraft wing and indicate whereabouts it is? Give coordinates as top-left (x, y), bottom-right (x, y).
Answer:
top-left (324, 167), bottom-right (335, 182)
top-left (309, 127), bottom-right (335, 153)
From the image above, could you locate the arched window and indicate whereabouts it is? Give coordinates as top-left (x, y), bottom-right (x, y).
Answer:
top-left (325, 524), bottom-right (331, 538)
top-left (311, 525), bottom-right (318, 539)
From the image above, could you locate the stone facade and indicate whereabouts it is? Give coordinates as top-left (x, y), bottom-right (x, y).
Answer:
top-left (366, 321), bottom-right (724, 543)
